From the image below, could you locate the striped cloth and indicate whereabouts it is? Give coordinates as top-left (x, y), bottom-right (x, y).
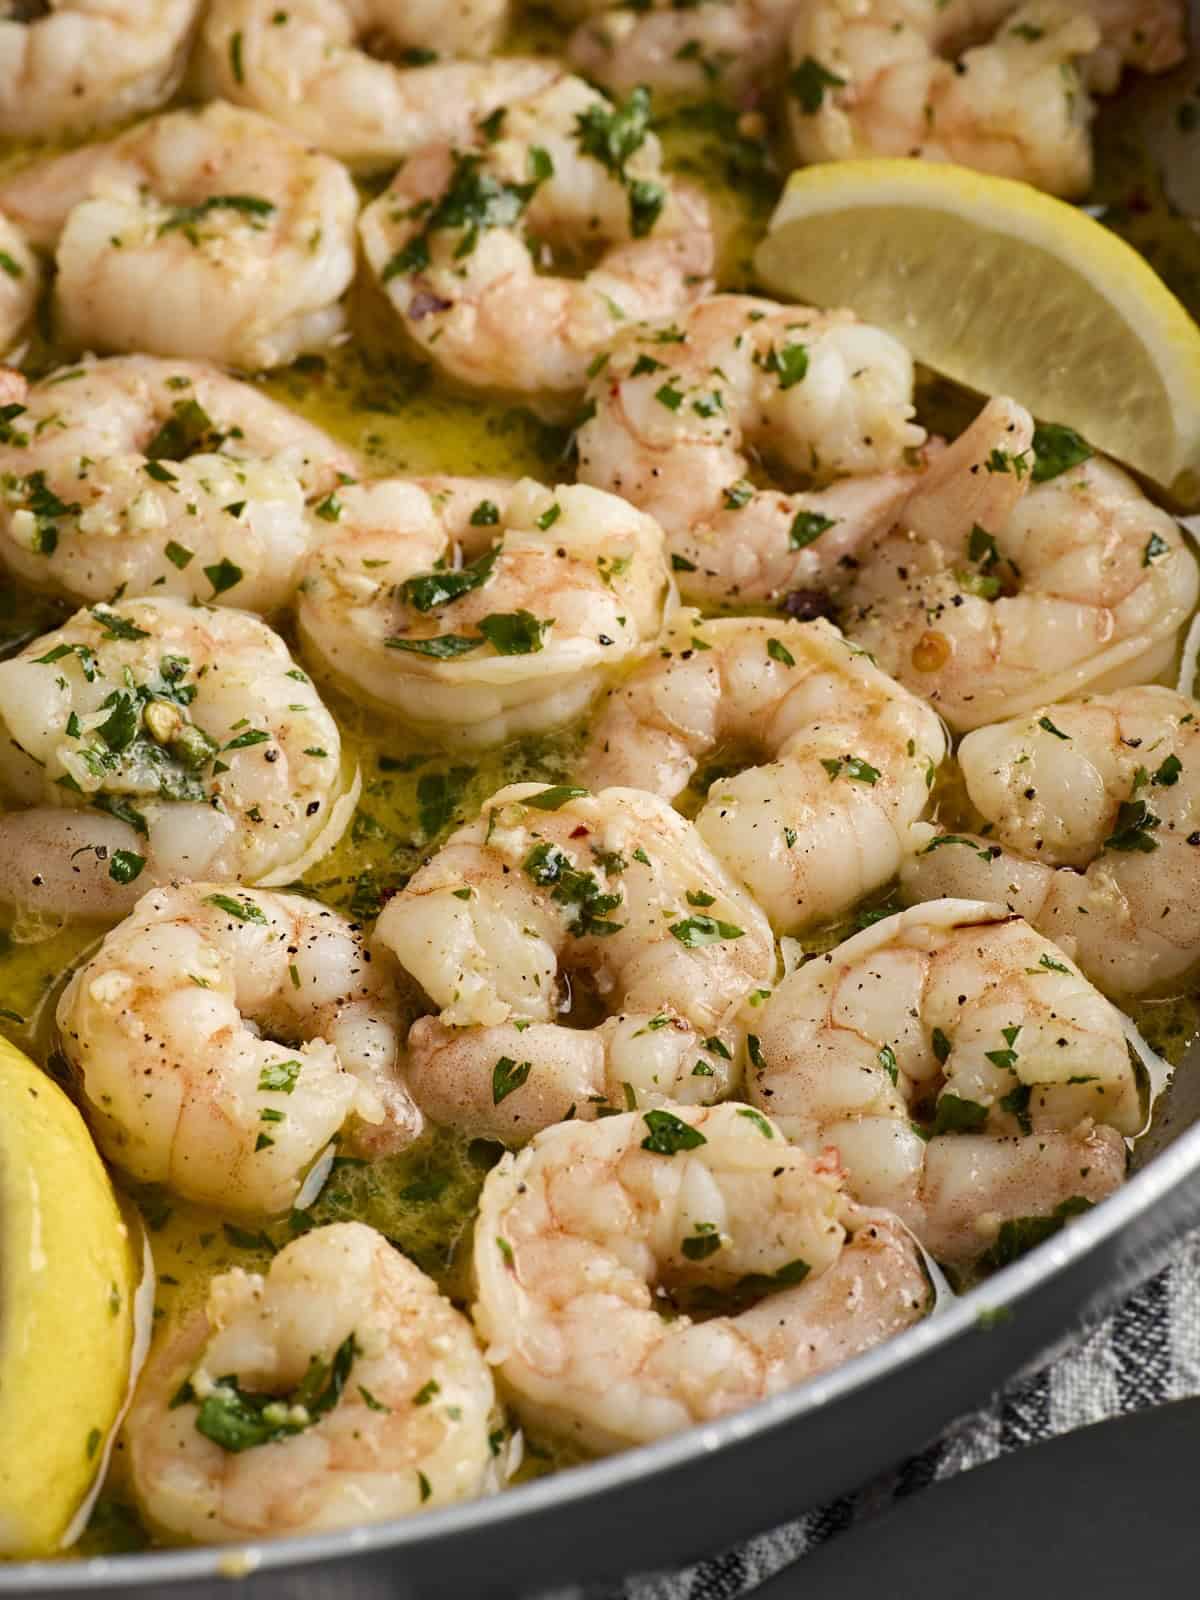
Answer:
top-left (559, 1228), bottom-right (1200, 1600)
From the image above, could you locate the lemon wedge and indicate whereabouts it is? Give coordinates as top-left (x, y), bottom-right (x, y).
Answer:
top-left (0, 1036), bottom-right (147, 1557)
top-left (755, 159), bottom-right (1200, 505)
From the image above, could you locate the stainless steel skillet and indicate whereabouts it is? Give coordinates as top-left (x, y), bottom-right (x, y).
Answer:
top-left (9, 19), bottom-right (1200, 1600)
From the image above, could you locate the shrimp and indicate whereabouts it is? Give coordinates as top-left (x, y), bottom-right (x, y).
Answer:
top-left (297, 478), bottom-right (671, 746)
top-left (575, 294), bottom-right (926, 609)
top-left (0, 597), bottom-right (349, 917)
top-left (568, 0), bottom-right (796, 100)
top-left (788, 0), bottom-right (1184, 197)
top-left (0, 356), bottom-right (358, 612)
top-left (0, 217), bottom-right (39, 354)
top-left (0, 1), bottom-right (201, 139)
top-left (0, 102), bottom-right (358, 370)
top-left (903, 687), bottom-right (1200, 999)
top-left (747, 899), bottom-right (1139, 1263)
top-left (358, 77), bottom-right (714, 400)
top-left (198, 0), bottom-right (558, 170)
top-left (58, 886), bottom-right (421, 1214)
top-left (472, 1103), bottom-right (931, 1453)
top-left (582, 612), bottom-right (947, 932)
top-left (374, 783), bottom-right (775, 1145)
top-left (846, 398), bottom-right (1200, 732)
top-left (126, 1223), bottom-right (497, 1541)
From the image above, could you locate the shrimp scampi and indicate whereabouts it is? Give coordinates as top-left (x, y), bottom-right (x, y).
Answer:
top-left (0, 357), bottom-right (358, 612)
top-left (583, 612), bottom-right (947, 931)
top-left (904, 687), bottom-right (1200, 998)
top-left (57, 886), bottom-right (421, 1214)
top-left (748, 899), bottom-right (1140, 1262)
top-left (359, 76), bottom-right (714, 398)
top-left (472, 1103), bottom-right (931, 1452)
top-left (0, 101), bottom-right (359, 369)
top-left (576, 294), bottom-right (925, 608)
top-left (199, 0), bottom-right (557, 169)
top-left (0, 598), bottom-right (349, 916)
top-left (126, 1223), bottom-right (497, 1541)
top-left (567, 0), bottom-right (797, 99)
top-left (847, 397), bottom-right (1200, 731)
top-left (375, 783), bottom-right (776, 1144)
top-left (297, 478), bottom-right (671, 746)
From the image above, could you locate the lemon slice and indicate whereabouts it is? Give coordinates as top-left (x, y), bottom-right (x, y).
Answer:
top-left (0, 1037), bottom-right (148, 1557)
top-left (755, 159), bottom-right (1200, 505)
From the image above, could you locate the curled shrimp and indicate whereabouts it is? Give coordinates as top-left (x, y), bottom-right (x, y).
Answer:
top-left (0, 356), bottom-right (357, 612)
top-left (0, 219), bottom-right (39, 354)
top-left (199, 0), bottom-right (557, 169)
top-left (58, 885), bottom-right (421, 1213)
top-left (568, 0), bottom-right (796, 100)
top-left (297, 478), bottom-right (671, 746)
top-left (582, 612), bottom-right (946, 931)
top-left (0, 1), bottom-right (201, 139)
top-left (748, 899), bottom-right (1139, 1263)
top-left (374, 782), bottom-right (776, 1145)
top-left (788, 0), bottom-right (1184, 197)
top-left (0, 101), bottom-right (358, 370)
top-left (358, 77), bottom-right (714, 400)
top-left (472, 1103), bottom-right (931, 1453)
top-left (126, 1222), bottom-right (497, 1541)
top-left (846, 397), bottom-right (1199, 732)
top-left (575, 294), bottom-right (925, 609)
top-left (904, 687), bottom-right (1200, 999)
top-left (0, 597), bottom-right (349, 916)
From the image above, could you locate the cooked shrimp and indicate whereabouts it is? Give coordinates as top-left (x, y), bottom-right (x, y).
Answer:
top-left (903, 687), bottom-right (1200, 998)
top-left (375, 783), bottom-right (775, 1144)
top-left (472, 1103), bottom-right (931, 1452)
top-left (0, 218), bottom-right (39, 354)
top-left (127, 1223), bottom-right (496, 1541)
top-left (0, 597), bottom-right (349, 916)
top-left (359, 77), bottom-right (714, 399)
top-left (747, 899), bottom-right (1138, 1262)
top-left (568, 0), bottom-right (796, 99)
top-left (788, 0), bottom-right (1184, 197)
top-left (0, 0), bottom-right (201, 139)
top-left (58, 885), bottom-right (420, 1213)
top-left (297, 478), bottom-right (671, 746)
top-left (582, 612), bottom-right (946, 931)
top-left (0, 102), bottom-right (358, 370)
top-left (0, 356), bottom-right (357, 612)
top-left (846, 398), bottom-right (1199, 732)
top-left (199, 0), bottom-right (557, 169)
top-left (575, 294), bottom-right (925, 609)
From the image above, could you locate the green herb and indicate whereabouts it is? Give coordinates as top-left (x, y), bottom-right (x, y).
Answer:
top-left (535, 502), bottom-right (561, 531)
top-left (669, 915), bottom-right (745, 947)
top-left (478, 610), bottom-right (547, 655)
top-left (159, 194), bottom-right (275, 237)
top-left (416, 765), bottom-right (473, 838)
top-left (819, 755), bottom-right (881, 785)
top-left (920, 833), bottom-right (1001, 863)
top-left (223, 728), bottom-right (270, 751)
top-left (685, 889), bottom-right (715, 907)
top-left (358, 1386), bottom-right (389, 1412)
top-left (640, 1109), bottom-right (707, 1155)
top-left (764, 343), bottom-right (808, 388)
top-left (928, 1094), bottom-right (988, 1136)
top-left (385, 632), bottom-right (481, 658)
top-left (788, 55), bottom-right (845, 112)
top-left (737, 1106), bottom-right (774, 1138)
top-left (1037, 715), bottom-right (1069, 740)
top-left (1104, 798), bottom-right (1161, 853)
top-left (0, 251), bottom-right (22, 280)
top-left (767, 637), bottom-right (795, 667)
top-left (723, 479), bottom-right (753, 510)
top-left (522, 841), bottom-right (623, 937)
top-left (1154, 754), bottom-right (1182, 787)
top-left (980, 1197), bottom-right (1093, 1270)
top-left (145, 398), bottom-right (222, 461)
top-left (878, 1044), bottom-right (898, 1085)
top-left (681, 1224), bottom-right (721, 1261)
top-left (789, 510), bottom-right (837, 549)
top-left (931, 1027), bottom-right (952, 1064)
top-left (230, 29), bottom-right (245, 83)
top-left (258, 1060), bottom-right (302, 1093)
top-left (413, 1379), bottom-right (440, 1406)
top-left (470, 499), bottom-right (500, 526)
top-left (204, 558), bottom-right (243, 596)
top-left (164, 540), bottom-right (194, 569)
top-left (108, 850), bottom-right (146, 885)
top-left (204, 893), bottom-right (268, 924)
top-left (655, 382), bottom-right (684, 411)
top-left (522, 785), bottom-right (588, 811)
top-left (492, 1056), bottom-right (532, 1104)
top-left (1143, 532), bottom-right (1169, 567)
top-left (189, 1333), bottom-right (357, 1454)
top-left (1031, 422), bottom-right (1092, 482)
top-left (999, 1081), bottom-right (1032, 1135)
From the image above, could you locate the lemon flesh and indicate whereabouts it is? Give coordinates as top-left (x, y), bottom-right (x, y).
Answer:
top-left (755, 159), bottom-right (1200, 506)
top-left (0, 1037), bottom-right (140, 1557)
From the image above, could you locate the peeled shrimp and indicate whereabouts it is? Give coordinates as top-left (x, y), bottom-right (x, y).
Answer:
top-left (748, 899), bottom-right (1138, 1262)
top-left (846, 397), bottom-right (1199, 732)
top-left (575, 294), bottom-right (925, 609)
top-left (0, 357), bottom-right (357, 612)
top-left (0, 101), bottom-right (358, 370)
top-left (788, 0), bottom-right (1185, 198)
top-left (568, 0), bottom-right (796, 100)
top-left (297, 478), bottom-right (671, 746)
top-left (359, 76), bottom-right (714, 399)
top-left (58, 885), bottom-right (420, 1213)
top-left (0, 597), bottom-right (348, 917)
top-left (0, 217), bottom-right (39, 355)
top-left (473, 1103), bottom-right (930, 1452)
top-left (0, 1), bottom-right (201, 139)
top-left (583, 612), bottom-right (946, 931)
top-left (199, 0), bottom-right (557, 169)
top-left (375, 783), bottom-right (775, 1144)
top-left (127, 1223), bottom-right (496, 1541)
top-left (904, 687), bottom-right (1200, 998)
